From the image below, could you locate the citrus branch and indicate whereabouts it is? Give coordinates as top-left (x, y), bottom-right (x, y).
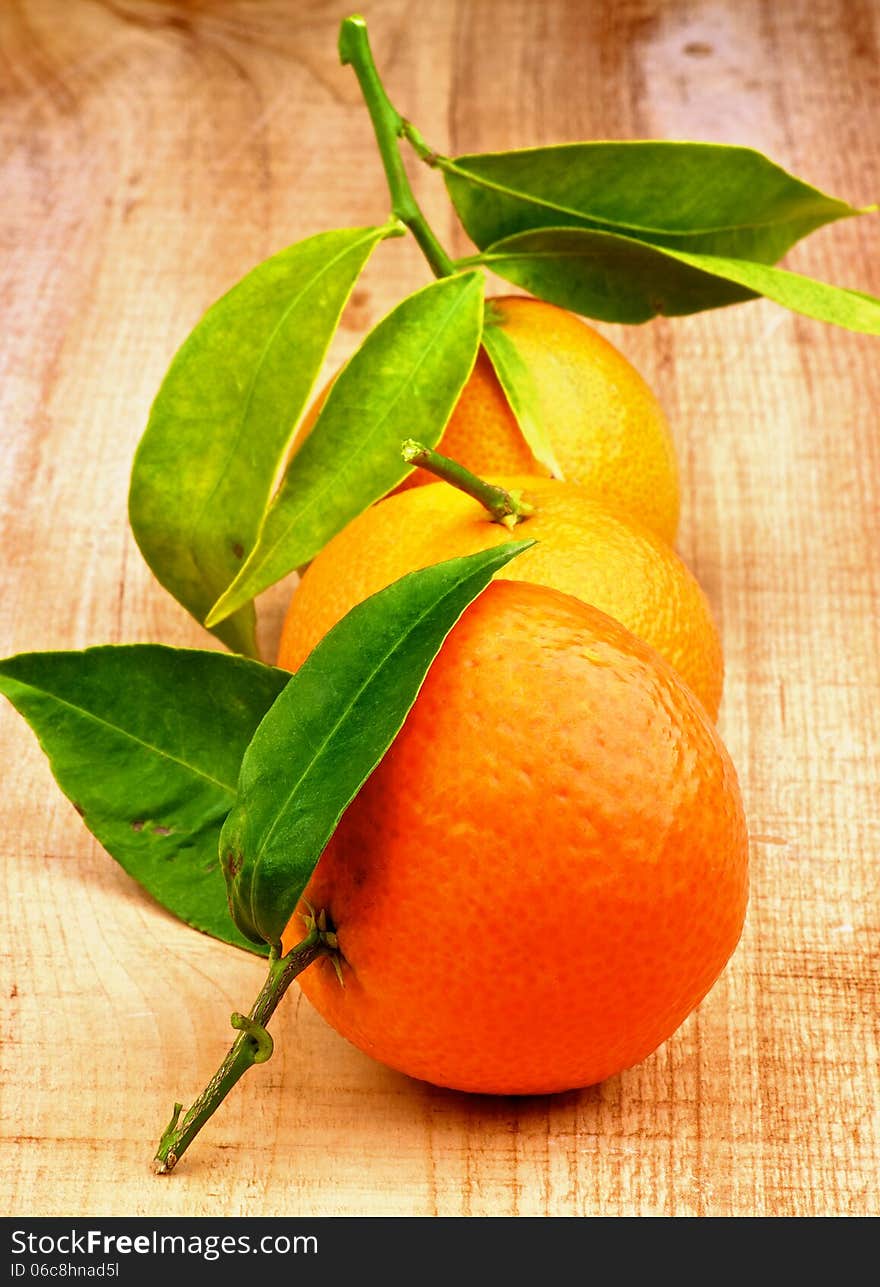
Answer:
top-left (339, 16), bottom-right (456, 279)
top-left (153, 913), bottom-right (337, 1175)
top-left (401, 439), bottom-right (534, 529)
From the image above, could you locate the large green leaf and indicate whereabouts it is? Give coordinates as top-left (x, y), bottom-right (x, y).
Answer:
top-left (221, 542), bottom-right (532, 949)
top-left (206, 271), bottom-right (484, 627)
top-left (472, 226), bottom-right (880, 331)
top-left (442, 141), bottom-right (865, 262)
top-left (129, 224), bottom-right (396, 656)
top-left (0, 645), bottom-right (291, 954)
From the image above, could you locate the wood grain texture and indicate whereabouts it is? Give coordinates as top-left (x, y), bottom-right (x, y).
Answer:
top-left (1, 0), bottom-right (878, 1217)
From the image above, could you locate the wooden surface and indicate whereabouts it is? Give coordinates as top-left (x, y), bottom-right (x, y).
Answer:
top-left (2, 0), bottom-right (878, 1219)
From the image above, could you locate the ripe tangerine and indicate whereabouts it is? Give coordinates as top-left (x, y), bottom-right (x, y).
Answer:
top-left (282, 580), bottom-right (748, 1095)
top-left (278, 476), bottom-right (724, 717)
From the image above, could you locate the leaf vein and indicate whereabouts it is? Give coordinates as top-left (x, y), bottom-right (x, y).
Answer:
top-left (4, 681), bottom-right (236, 795)
top-left (447, 160), bottom-right (852, 238)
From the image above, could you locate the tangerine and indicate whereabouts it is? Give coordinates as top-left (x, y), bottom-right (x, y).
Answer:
top-left (281, 580), bottom-right (748, 1095)
top-left (278, 475), bottom-right (724, 717)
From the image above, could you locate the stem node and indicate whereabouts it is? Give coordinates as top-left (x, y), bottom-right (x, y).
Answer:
top-left (230, 1013), bottom-right (274, 1063)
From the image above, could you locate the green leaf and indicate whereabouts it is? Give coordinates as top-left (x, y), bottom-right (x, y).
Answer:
top-left (206, 271), bottom-right (485, 627)
top-left (471, 226), bottom-right (880, 331)
top-left (473, 226), bottom-right (754, 322)
top-left (220, 541), bottom-right (533, 949)
top-left (129, 223), bottom-right (397, 657)
top-left (481, 305), bottom-right (564, 477)
top-left (663, 248), bottom-right (880, 333)
top-left (0, 645), bottom-right (291, 954)
top-left (443, 141), bottom-right (867, 262)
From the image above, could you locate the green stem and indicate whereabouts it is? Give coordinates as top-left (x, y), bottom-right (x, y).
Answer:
top-left (400, 119), bottom-right (441, 166)
top-left (339, 15), bottom-right (456, 279)
top-left (401, 439), bottom-right (534, 529)
top-left (401, 119), bottom-right (546, 214)
top-left (153, 922), bottom-right (332, 1175)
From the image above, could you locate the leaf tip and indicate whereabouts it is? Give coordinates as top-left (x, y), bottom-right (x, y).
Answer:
top-left (204, 590), bottom-right (236, 630)
top-left (497, 536), bottom-right (537, 565)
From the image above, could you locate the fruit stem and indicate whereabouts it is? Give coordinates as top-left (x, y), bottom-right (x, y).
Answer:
top-left (339, 16), bottom-right (456, 280)
top-left (153, 916), bottom-right (334, 1175)
top-left (401, 439), bottom-right (534, 529)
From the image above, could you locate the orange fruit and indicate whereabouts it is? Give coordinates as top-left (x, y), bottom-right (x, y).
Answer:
top-left (294, 294), bottom-right (680, 542)
top-left (281, 580), bottom-right (748, 1095)
top-left (278, 476), bottom-right (724, 718)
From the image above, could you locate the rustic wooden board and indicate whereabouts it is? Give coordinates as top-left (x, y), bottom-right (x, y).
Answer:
top-left (1, 0), bottom-right (878, 1218)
